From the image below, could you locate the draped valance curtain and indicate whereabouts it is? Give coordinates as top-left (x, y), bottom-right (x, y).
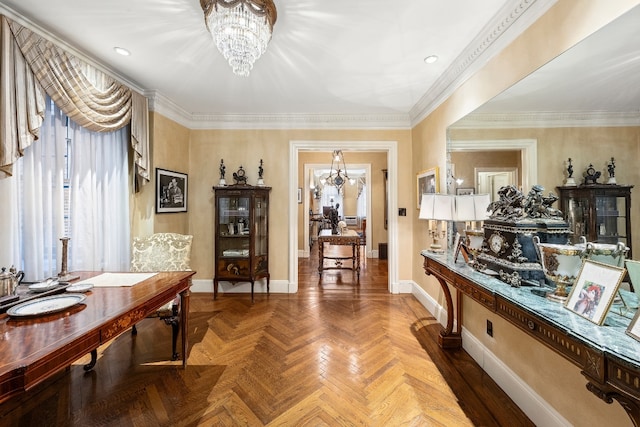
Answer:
top-left (0, 15), bottom-right (149, 184)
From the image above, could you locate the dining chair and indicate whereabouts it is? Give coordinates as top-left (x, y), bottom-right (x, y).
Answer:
top-left (130, 232), bottom-right (193, 360)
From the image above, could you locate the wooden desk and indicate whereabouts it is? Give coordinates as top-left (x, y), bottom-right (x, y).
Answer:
top-left (421, 251), bottom-right (640, 425)
top-left (0, 271), bottom-right (194, 404)
top-left (318, 229), bottom-right (361, 279)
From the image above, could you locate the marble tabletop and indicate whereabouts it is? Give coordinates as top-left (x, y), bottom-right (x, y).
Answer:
top-left (421, 250), bottom-right (640, 366)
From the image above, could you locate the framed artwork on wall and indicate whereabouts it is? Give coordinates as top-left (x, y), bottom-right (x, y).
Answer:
top-left (416, 167), bottom-right (439, 209)
top-left (564, 260), bottom-right (625, 325)
top-left (456, 187), bottom-right (475, 196)
top-left (156, 168), bottom-right (188, 213)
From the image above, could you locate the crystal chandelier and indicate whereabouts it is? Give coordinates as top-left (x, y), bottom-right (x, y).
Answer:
top-left (201, 0), bottom-right (277, 77)
top-left (325, 150), bottom-right (350, 190)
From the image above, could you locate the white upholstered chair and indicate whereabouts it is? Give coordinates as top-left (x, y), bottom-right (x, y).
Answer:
top-left (130, 232), bottom-right (193, 360)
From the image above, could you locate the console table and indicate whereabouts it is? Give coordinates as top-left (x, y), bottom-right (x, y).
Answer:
top-left (318, 229), bottom-right (361, 279)
top-left (0, 270), bottom-right (194, 404)
top-left (421, 250), bottom-right (640, 425)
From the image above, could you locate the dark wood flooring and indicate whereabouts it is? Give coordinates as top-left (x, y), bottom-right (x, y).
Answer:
top-left (0, 243), bottom-right (533, 426)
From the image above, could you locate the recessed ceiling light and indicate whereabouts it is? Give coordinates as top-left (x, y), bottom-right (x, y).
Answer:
top-left (424, 55), bottom-right (438, 64)
top-left (114, 47), bottom-right (131, 56)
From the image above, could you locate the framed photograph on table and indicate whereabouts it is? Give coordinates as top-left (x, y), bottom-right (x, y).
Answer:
top-left (564, 260), bottom-right (625, 325)
top-left (416, 167), bottom-right (439, 209)
top-left (156, 168), bottom-right (188, 213)
top-left (626, 310), bottom-right (640, 343)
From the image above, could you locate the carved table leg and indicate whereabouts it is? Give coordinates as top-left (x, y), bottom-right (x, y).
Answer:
top-left (434, 275), bottom-right (462, 349)
top-left (318, 241), bottom-right (324, 275)
top-left (180, 286), bottom-right (190, 369)
top-left (83, 349), bottom-right (98, 371)
top-left (355, 242), bottom-right (361, 280)
top-left (585, 379), bottom-right (640, 426)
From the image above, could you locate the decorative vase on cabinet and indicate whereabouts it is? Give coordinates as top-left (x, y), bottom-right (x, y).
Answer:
top-left (557, 184), bottom-right (632, 258)
top-left (213, 185), bottom-right (271, 301)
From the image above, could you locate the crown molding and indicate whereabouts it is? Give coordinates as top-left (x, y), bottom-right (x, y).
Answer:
top-left (147, 90), bottom-right (411, 129)
top-left (186, 113), bottom-right (411, 130)
top-left (409, 0), bottom-right (558, 127)
top-left (452, 111), bottom-right (640, 129)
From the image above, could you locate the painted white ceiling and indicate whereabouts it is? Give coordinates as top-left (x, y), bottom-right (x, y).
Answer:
top-left (0, 0), bottom-right (558, 129)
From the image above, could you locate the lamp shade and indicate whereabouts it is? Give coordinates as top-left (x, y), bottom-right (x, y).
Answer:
top-left (453, 195), bottom-right (476, 221)
top-left (419, 194), bottom-right (435, 220)
top-left (473, 193), bottom-right (491, 221)
top-left (453, 194), bottom-right (491, 221)
top-left (420, 194), bottom-right (454, 220)
top-left (433, 194), bottom-right (454, 220)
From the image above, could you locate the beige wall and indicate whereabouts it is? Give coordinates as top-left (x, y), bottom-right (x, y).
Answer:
top-left (450, 150), bottom-right (522, 191)
top-left (298, 151), bottom-right (388, 251)
top-left (185, 129), bottom-right (411, 282)
top-left (412, 1), bottom-right (639, 426)
top-left (131, 112), bottom-right (190, 239)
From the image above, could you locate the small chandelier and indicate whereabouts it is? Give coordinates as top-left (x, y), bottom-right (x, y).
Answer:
top-left (200, 0), bottom-right (277, 77)
top-left (326, 150), bottom-right (350, 190)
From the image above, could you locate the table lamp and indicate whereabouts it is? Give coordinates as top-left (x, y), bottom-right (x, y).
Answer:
top-left (419, 194), bottom-right (454, 252)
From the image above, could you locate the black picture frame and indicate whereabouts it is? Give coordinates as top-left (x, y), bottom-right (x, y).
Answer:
top-left (156, 168), bottom-right (188, 213)
top-left (456, 187), bottom-right (475, 195)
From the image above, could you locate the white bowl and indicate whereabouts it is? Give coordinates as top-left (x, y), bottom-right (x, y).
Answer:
top-left (576, 241), bottom-right (628, 267)
top-left (534, 237), bottom-right (587, 287)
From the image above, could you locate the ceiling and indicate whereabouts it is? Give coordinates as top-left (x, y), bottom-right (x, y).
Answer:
top-left (0, 0), bottom-right (558, 129)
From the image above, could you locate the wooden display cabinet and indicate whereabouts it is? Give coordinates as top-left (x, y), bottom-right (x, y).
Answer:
top-left (213, 185), bottom-right (271, 301)
top-left (557, 184), bottom-right (632, 257)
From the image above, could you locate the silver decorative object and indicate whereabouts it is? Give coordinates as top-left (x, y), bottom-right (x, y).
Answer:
top-left (58, 237), bottom-right (79, 282)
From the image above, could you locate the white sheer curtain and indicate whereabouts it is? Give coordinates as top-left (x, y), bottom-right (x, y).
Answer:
top-left (13, 98), bottom-right (129, 281)
top-left (67, 118), bottom-right (130, 272)
top-left (357, 184), bottom-right (367, 219)
top-left (320, 185), bottom-right (343, 218)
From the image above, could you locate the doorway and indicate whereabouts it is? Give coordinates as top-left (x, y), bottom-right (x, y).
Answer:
top-left (289, 140), bottom-right (399, 294)
top-left (475, 167), bottom-right (519, 201)
top-left (302, 163), bottom-right (372, 259)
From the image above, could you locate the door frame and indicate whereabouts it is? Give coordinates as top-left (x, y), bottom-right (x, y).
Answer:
top-left (289, 140), bottom-right (399, 294)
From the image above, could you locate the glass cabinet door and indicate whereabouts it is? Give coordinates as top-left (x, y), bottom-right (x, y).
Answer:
top-left (596, 195), bottom-right (627, 246)
top-left (254, 194), bottom-right (268, 256)
top-left (565, 196), bottom-right (589, 243)
top-left (217, 195), bottom-right (250, 258)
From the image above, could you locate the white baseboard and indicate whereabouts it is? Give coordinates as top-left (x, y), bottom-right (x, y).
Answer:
top-left (409, 282), bottom-right (570, 427)
top-left (190, 278), bottom-right (291, 294)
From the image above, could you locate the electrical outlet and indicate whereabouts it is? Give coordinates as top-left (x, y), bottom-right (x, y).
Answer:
top-left (487, 320), bottom-right (493, 337)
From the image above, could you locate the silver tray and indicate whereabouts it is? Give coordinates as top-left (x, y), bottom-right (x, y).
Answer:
top-left (7, 293), bottom-right (86, 318)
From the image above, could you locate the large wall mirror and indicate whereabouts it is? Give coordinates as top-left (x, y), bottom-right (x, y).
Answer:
top-left (446, 5), bottom-right (640, 202)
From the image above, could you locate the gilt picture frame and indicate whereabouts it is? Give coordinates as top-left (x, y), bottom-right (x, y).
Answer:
top-left (156, 168), bottom-right (188, 213)
top-left (626, 310), bottom-right (640, 343)
top-left (416, 167), bottom-right (439, 209)
top-left (564, 260), bottom-right (625, 325)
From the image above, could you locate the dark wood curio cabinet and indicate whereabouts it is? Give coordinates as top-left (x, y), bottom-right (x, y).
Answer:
top-left (213, 185), bottom-right (270, 301)
top-left (557, 184), bottom-right (632, 257)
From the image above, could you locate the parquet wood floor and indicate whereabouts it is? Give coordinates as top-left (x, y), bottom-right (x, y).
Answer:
top-left (0, 244), bottom-right (533, 426)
